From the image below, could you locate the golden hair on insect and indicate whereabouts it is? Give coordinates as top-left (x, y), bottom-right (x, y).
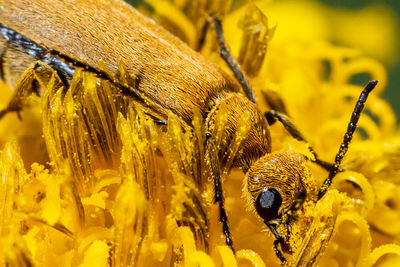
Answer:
top-left (243, 80), bottom-right (377, 261)
top-left (0, 0), bottom-right (377, 263)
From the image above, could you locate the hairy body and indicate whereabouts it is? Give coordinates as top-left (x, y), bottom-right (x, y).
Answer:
top-left (1, 0), bottom-right (237, 121)
top-left (2, 0), bottom-right (371, 262)
top-left (0, 0), bottom-right (271, 170)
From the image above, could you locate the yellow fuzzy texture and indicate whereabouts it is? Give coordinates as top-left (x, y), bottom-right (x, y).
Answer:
top-left (0, 0), bottom-right (399, 266)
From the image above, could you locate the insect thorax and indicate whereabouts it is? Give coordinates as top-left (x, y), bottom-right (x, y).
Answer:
top-left (205, 92), bottom-right (271, 172)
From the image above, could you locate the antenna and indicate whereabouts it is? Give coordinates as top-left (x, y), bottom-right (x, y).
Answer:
top-left (317, 80), bottom-right (378, 200)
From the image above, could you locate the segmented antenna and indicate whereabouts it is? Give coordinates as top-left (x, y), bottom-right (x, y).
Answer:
top-left (317, 80), bottom-right (377, 200)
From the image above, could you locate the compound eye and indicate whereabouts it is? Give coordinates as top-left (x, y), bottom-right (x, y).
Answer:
top-left (255, 188), bottom-right (282, 222)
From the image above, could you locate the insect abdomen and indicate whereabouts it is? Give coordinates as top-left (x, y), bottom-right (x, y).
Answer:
top-left (0, 0), bottom-right (241, 124)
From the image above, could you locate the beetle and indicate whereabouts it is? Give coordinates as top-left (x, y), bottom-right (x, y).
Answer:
top-left (0, 0), bottom-right (376, 263)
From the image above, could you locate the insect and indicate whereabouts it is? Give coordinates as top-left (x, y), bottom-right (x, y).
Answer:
top-left (0, 0), bottom-right (376, 263)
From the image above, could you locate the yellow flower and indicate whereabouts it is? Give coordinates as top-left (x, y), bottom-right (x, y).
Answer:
top-left (0, 0), bottom-right (399, 266)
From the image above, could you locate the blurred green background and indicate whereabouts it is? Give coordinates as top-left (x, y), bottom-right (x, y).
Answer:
top-left (320, 0), bottom-right (400, 120)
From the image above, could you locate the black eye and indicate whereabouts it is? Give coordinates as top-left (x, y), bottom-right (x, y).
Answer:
top-left (255, 188), bottom-right (282, 222)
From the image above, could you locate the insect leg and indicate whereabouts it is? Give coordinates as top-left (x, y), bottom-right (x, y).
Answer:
top-left (206, 133), bottom-right (235, 253)
top-left (208, 15), bottom-right (256, 103)
top-left (0, 62), bottom-right (64, 120)
top-left (264, 110), bottom-right (333, 171)
top-left (197, 17), bottom-right (209, 52)
top-left (267, 223), bottom-right (287, 262)
top-left (317, 80), bottom-right (377, 199)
